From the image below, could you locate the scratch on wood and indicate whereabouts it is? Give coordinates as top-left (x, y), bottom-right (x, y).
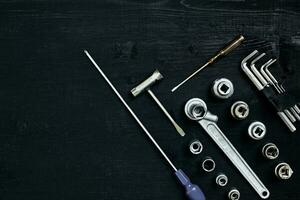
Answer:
top-left (113, 41), bottom-right (137, 59)
top-left (291, 36), bottom-right (300, 46)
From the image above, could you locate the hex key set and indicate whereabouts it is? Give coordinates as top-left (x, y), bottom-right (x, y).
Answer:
top-left (83, 35), bottom-right (297, 200)
top-left (241, 50), bottom-right (300, 132)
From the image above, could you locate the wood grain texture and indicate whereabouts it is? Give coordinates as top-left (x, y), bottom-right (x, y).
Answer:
top-left (0, 0), bottom-right (299, 199)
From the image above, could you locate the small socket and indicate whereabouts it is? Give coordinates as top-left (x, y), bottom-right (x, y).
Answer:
top-left (231, 101), bottom-right (249, 120)
top-left (212, 78), bottom-right (234, 99)
top-left (216, 173), bottom-right (228, 187)
top-left (262, 143), bottom-right (279, 160)
top-left (228, 188), bottom-right (240, 200)
top-left (248, 121), bottom-right (266, 140)
top-left (189, 140), bottom-right (203, 155)
top-left (275, 162), bottom-right (293, 180)
top-left (202, 157), bottom-right (215, 172)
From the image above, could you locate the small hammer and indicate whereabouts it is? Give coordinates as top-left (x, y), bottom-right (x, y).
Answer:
top-left (131, 70), bottom-right (185, 136)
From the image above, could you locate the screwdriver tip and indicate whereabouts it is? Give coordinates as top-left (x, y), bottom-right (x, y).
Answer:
top-left (171, 87), bottom-right (178, 93)
top-left (175, 124), bottom-right (185, 137)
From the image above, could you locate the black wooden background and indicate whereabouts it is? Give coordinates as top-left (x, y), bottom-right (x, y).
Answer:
top-left (0, 0), bottom-right (300, 200)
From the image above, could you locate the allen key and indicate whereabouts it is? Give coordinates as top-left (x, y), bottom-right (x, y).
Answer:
top-left (260, 59), bottom-right (281, 93)
top-left (265, 63), bottom-right (285, 93)
top-left (260, 60), bottom-right (300, 121)
top-left (260, 61), bottom-right (300, 122)
top-left (241, 50), bottom-right (299, 132)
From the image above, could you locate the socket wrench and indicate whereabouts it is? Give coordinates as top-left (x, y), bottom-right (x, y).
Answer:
top-left (184, 98), bottom-right (270, 199)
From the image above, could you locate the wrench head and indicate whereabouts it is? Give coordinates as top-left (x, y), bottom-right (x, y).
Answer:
top-left (185, 98), bottom-right (208, 120)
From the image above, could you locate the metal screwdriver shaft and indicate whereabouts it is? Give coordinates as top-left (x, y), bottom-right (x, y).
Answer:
top-left (171, 35), bottom-right (245, 92)
top-left (147, 89), bottom-right (185, 136)
top-left (130, 69), bottom-right (185, 137)
top-left (84, 50), bottom-right (205, 200)
top-left (84, 50), bottom-right (176, 171)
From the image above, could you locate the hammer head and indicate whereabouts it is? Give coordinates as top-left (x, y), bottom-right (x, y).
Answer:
top-left (131, 70), bottom-right (163, 97)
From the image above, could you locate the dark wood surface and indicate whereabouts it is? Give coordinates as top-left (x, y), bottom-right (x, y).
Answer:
top-left (0, 0), bottom-right (300, 199)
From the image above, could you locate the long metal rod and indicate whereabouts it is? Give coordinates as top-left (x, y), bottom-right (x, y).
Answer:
top-left (171, 62), bottom-right (210, 92)
top-left (84, 50), bottom-right (177, 171)
top-left (147, 89), bottom-right (185, 136)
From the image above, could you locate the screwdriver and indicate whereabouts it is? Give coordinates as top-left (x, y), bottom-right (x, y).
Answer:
top-left (171, 35), bottom-right (245, 92)
top-left (84, 50), bottom-right (206, 200)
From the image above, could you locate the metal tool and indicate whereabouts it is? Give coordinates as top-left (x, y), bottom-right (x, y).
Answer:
top-left (171, 35), bottom-right (245, 92)
top-left (228, 188), bottom-right (240, 200)
top-left (248, 121), bottom-right (266, 140)
top-left (185, 98), bottom-right (269, 199)
top-left (216, 173), bottom-right (228, 187)
top-left (131, 70), bottom-right (185, 136)
top-left (241, 50), bottom-right (299, 132)
top-left (84, 50), bottom-right (205, 200)
top-left (212, 78), bottom-right (234, 99)
top-left (202, 157), bottom-right (216, 172)
top-left (262, 143), bottom-right (279, 160)
top-left (189, 140), bottom-right (203, 155)
top-left (230, 101), bottom-right (249, 120)
top-left (275, 162), bottom-right (293, 180)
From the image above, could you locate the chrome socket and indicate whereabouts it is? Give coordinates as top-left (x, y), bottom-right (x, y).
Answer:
top-left (212, 78), bottom-right (234, 99)
top-left (189, 140), bottom-right (203, 155)
top-left (228, 188), bottom-right (240, 200)
top-left (248, 121), bottom-right (266, 140)
top-left (202, 157), bottom-right (215, 172)
top-left (275, 162), bottom-right (293, 180)
top-left (216, 173), bottom-right (228, 187)
top-left (231, 101), bottom-right (249, 120)
top-left (262, 143), bottom-right (279, 160)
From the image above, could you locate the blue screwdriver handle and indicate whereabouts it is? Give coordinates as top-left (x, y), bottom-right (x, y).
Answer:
top-left (175, 169), bottom-right (206, 200)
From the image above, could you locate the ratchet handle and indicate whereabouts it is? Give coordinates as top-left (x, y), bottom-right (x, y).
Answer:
top-left (175, 169), bottom-right (206, 200)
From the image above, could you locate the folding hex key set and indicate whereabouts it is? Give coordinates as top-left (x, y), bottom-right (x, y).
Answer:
top-left (83, 35), bottom-right (298, 200)
top-left (241, 50), bottom-right (300, 132)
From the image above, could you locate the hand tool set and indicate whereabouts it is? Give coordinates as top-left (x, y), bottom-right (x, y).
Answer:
top-left (84, 50), bottom-right (205, 200)
top-left (241, 50), bottom-right (300, 132)
top-left (184, 98), bottom-right (269, 199)
top-left (83, 35), bottom-right (298, 199)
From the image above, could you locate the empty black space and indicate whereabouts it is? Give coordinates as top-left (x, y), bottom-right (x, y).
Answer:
top-left (0, 0), bottom-right (299, 200)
